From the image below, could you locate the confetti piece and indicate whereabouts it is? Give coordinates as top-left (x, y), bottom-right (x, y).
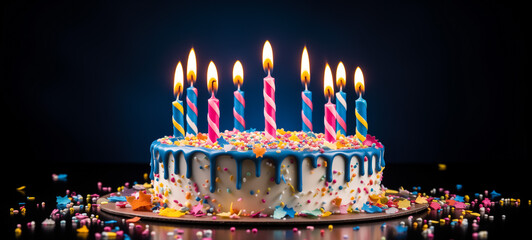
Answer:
top-left (397, 199), bottom-right (411, 209)
top-left (273, 206), bottom-right (287, 219)
top-left (438, 163), bottom-right (447, 171)
top-left (252, 144), bottom-right (266, 158)
top-left (76, 225), bottom-right (89, 233)
top-left (429, 201), bottom-right (441, 210)
top-left (190, 203), bottom-right (205, 217)
top-left (158, 208), bottom-right (186, 217)
top-left (126, 191), bottom-right (152, 211)
top-left (56, 195), bottom-right (71, 209)
top-left (107, 196), bottom-right (127, 202)
top-left (385, 207), bottom-right (399, 214)
top-left (415, 196), bottom-right (428, 204)
top-left (361, 203), bottom-right (382, 213)
top-left (126, 217), bottom-right (141, 223)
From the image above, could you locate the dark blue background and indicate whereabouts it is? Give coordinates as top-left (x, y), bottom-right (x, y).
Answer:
top-left (2, 1), bottom-right (530, 167)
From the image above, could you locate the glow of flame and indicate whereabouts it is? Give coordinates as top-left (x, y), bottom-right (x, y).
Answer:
top-left (324, 63), bottom-right (334, 99)
top-left (354, 66), bottom-right (365, 94)
top-left (174, 61), bottom-right (184, 97)
top-left (233, 60), bottom-right (244, 87)
top-left (207, 61), bottom-right (218, 93)
top-left (187, 48), bottom-right (197, 83)
top-left (336, 62), bottom-right (346, 89)
top-left (262, 40), bottom-right (273, 72)
top-left (301, 46), bottom-right (310, 85)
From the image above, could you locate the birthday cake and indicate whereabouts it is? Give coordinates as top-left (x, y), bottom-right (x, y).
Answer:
top-left (147, 42), bottom-right (385, 218)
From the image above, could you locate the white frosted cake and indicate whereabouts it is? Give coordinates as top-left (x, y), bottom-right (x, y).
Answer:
top-left (149, 130), bottom-right (385, 216)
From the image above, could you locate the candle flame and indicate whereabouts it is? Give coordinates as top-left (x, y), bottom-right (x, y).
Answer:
top-left (174, 61), bottom-right (184, 97)
top-left (207, 61), bottom-right (218, 93)
top-left (324, 63), bottom-right (334, 99)
top-left (187, 48), bottom-right (197, 84)
top-left (336, 62), bottom-right (346, 88)
top-left (262, 40), bottom-right (273, 72)
top-left (233, 60), bottom-right (244, 86)
top-left (354, 66), bottom-right (365, 94)
top-left (301, 46), bottom-right (310, 85)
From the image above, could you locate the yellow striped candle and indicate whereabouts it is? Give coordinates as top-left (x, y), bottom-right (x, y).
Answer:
top-left (354, 67), bottom-right (367, 142)
top-left (172, 62), bottom-right (185, 139)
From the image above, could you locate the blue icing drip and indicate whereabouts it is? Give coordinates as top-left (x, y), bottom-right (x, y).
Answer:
top-left (172, 151), bottom-right (180, 175)
top-left (149, 140), bottom-right (385, 193)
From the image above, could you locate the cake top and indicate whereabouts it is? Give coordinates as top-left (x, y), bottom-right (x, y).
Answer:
top-left (157, 129), bottom-right (383, 152)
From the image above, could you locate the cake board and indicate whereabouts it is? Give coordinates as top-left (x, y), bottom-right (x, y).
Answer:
top-left (97, 194), bottom-right (428, 225)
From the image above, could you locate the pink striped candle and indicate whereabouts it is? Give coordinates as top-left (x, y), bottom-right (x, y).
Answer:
top-left (323, 64), bottom-right (336, 143)
top-left (324, 100), bottom-right (336, 143)
top-left (262, 41), bottom-right (276, 139)
top-left (263, 72), bottom-right (276, 138)
top-left (206, 61), bottom-right (220, 144)
top-left (208, 93), bottom-right (220, 143)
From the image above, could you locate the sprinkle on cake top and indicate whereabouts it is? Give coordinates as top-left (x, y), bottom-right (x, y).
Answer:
top-left (158, 129), bottom-right (383, 152)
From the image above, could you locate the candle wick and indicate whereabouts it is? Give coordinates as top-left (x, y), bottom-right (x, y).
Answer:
top-left (238, 84), bottom-right (241, 91)
top-left (268, 69), bottom-right (271, 77)
top-left (305, 83), bottom-right (308, 91)
top-left (340, 86), bottom-right (343, 92)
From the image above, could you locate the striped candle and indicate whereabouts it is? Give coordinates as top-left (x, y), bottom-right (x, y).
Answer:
top-left (207, 61), bottom-right (220, 144)
top-left (208, 94), bottom-right (220, 143)
top-left (186, 86), bottom-right (198, 136)
top-left (173, 61), bottom-right (185, 139)
top-left (301, 46), bottom-right (312, 132)
top-left (172, 100), bottom-right (185, 139)
top-left (354, 67), bottom-right (367, 142)
top-left (336, 90), bottom-right (347, 136)
top-left (301, 90), bottom-right (312, 132)
top-left (355, 96), bottom-right (367, 142)
top-left (264, 74), bottom-right (276, 138)
top-left (186, 48), bottom-right (198, 136)
top-left (233, 60), bottom-right (245, 132)
top-left (324, 101), bottom-right (336, 143)
top-left (234, 89), bottom-right (245, 131)
top-left (263, 41), bottom-right (276, 139)
top-left (335, 62), bottom-right (347, 136)
top-left (323, 64), bottom-right (336, 143)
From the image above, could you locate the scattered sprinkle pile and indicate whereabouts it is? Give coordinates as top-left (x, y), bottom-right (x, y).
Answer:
top-left (9, 167), bottom-right (529, 240)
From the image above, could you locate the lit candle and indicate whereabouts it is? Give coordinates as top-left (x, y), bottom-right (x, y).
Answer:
top-left (186, 48), bottom-right (198, 136)
top-left (354, 67), bottom-right (368, 142)
top-left (207, 61), bottom-right (220, 144)
top-left (335, 62), bottom-right (347, 136)
top-left (301, 46), bottom-right (313, 132)
top-left (233, 60), bottom-right (245, 132)
top-left (172, 61), bottom-right (185, 139)
top-left (262, 40), bottom-right (276, 139)
top-left (323, 64), bottom-right (336, 143)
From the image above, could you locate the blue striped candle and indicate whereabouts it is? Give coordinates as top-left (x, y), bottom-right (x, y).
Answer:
top-left (186, 86), bottom-right (198, 136)
top-left (233, 89), bottom-right (245, 131)
top-left (301, 90), bottom-right (313, 132)
top-left (172, 100), bottom-right (185, 139)
top-left (355, 95), bottom-right (368, 142)
top-left (354, 66), bottom-right (367, 142)
top-left (336, 90), bottom-right (347, 136)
